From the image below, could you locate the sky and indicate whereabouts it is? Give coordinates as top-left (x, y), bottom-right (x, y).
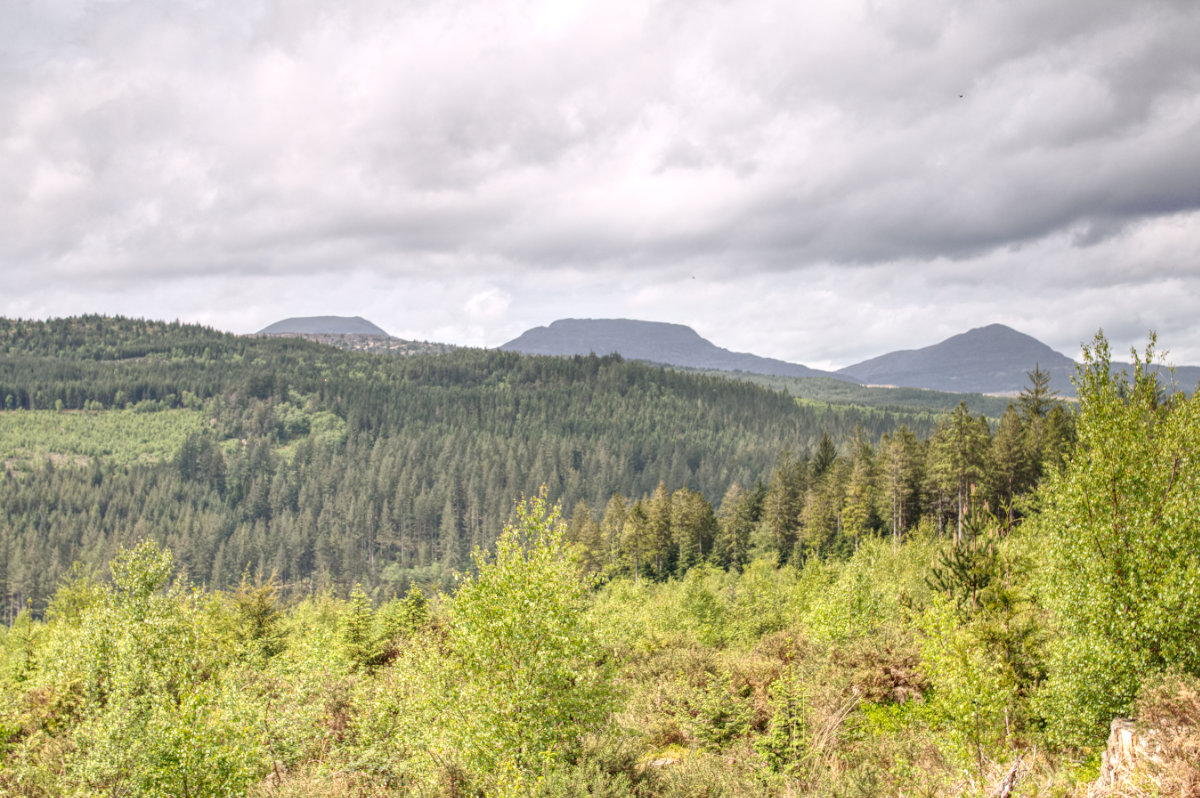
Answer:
top-left (2, 0), bottom-right (1199, 371)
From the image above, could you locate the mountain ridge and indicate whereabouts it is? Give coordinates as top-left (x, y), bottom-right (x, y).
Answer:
top-left (500, 318), bottom-right (852, 381)
top-left (256, 315), bottom-right (1199, 397)
top-left (502, 319), bottom-right (1200, 396)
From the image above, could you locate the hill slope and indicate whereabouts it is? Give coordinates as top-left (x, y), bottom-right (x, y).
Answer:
top-left (1, 315), bottom-right (934, 611)
top-left (501, 318), bottom-right (855, 381)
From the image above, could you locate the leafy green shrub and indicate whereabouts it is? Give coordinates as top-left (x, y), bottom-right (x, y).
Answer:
top-left (16, 541), bottom-right (269, 797)
top-left (442, 488), bottom-right (616, 782)
top-left (727, 557), bottom-right (797, 643)
top-left (1036, 336), bottom-right (1200, 747)
top-left (680, 565), bottom-right (731, 648)
top-left (534, 734), bottom-right (659, 798)
top-left (919, 596), bottom-right (1018, 778)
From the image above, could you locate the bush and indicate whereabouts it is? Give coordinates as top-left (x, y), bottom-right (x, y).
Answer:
top-left (1036, 336), bottom-right (1200, 746)
top-left (442, 488), bottom-right (616, 782)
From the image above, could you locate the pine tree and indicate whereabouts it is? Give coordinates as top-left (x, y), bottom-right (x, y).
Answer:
top-left (670, 487), bottom-right (717, 575)
top-left (841, 433), bottom-right (878, 550)
top-left (599, 494), bottom-right (628, 577)
top-left (879, 425), bottom-right (922, 544)
top-left (714, 482), bottom-right (757, 570)
top-left (988, 406), bottom-right (1031, 530)
top-left (761, 452), bottom-right (807, 562)
top-left (928, 402), bottom-right (991, 544)
top-left (812, 432), bottom-right (837, 478)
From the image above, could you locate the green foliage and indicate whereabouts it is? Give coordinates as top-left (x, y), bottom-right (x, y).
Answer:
top-left (686, 670), bottom-right (753, 751)
top-left (756, 664), bottom-right (810, 774)
top-left (1035, 335), bottom-right (1200, 747)
top-left (377, 583), bottom-right (431, 640)
top-left (713, 481), bottom-right (759, 570)
top-left (3, 314), bottom-right (951, 611)
top-left (727, 557), bottom-right (796, 643)
top-left (925, 517), bottom-right (1002, 617)
top-left (802, 538), bottom-right (924, 643)
top-left (16, 540), bottom-right (268, 796)
top-left (919, 596), bottom-right (1021, 778)
top-left (109, 538), bottom-right (175, 600)
top-left (0, 514), bottom-right (1177, 797)
top-left (11, 316), bottom-right (1198, 796)
top-left (340, 585), bottom-right (380, 671)
top-left (442, 489), bottom-right (615, 779)
top-left (926, 402), bottom-right (991, 543)
top-left (224, 574), bottom-right (286, 661)
top-left (0, 315), bottom-right (1068, 618)
top-left (0, 408), bottom-right (207, 466)
top-left (679, 565), bottom-right (730, 648)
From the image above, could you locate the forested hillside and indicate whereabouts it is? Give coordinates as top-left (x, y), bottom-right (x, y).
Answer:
top-left (1, 335), bottom-right (1198, 796)
top-left (0, 315), bottom-right (1051, 616)
top-left (3, 321), bottom-right (1199, 797)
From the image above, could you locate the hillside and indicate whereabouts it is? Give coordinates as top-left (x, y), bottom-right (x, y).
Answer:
top-left (262, 332), bottom-right (455, 356)
top-left (0, 315), bottom-right (936, 613)
top-left (256, 316), bottom-right (455, 355)
top-left (7, 318), bottom-right (1200, 798)
top-left (500, 318), bottom-right (855, 381)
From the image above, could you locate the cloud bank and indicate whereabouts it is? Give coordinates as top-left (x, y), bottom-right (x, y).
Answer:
top-left (2, 0), bottom-right (1198, 367)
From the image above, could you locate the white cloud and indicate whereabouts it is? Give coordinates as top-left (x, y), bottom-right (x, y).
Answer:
top-left (0, 0), bottom-right (1197, 366)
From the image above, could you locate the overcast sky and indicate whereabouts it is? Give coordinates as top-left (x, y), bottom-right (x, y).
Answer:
top-left (2, 0), bottom-right (1198, 370)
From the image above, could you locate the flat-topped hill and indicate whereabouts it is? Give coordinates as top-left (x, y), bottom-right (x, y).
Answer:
top-left (258, 316), bottom-right (389, 336)
top-left (500, 318), bottom-right (853, 381)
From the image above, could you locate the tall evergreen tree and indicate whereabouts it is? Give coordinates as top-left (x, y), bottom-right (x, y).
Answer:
top-left (841, 433), bottom-right (878, 549)
top-left (928, 402), bottom-right (991, 544)
top-left (812, 432), bottom-right (837, 478)
top-left (761, 453), bottom-right (807, 563)
top-left (879, 425), bottom-right (922, 544)
top-left (988, 406), bottom-right (1031, 529)
top-left (669, 486), bottom-right (717, 575)
top-left (714, 482), bottom-right (757, 571)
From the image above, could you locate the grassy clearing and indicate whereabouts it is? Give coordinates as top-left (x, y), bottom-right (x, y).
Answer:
top-left (0, 408), bottom-right (207, 466)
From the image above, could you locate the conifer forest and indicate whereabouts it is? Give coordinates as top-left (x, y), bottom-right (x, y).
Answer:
top-left (2, 316), bottom-right (1199, 797)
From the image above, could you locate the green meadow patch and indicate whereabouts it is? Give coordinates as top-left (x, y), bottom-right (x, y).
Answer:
top-left (0, 408), bottom-right (207, 466)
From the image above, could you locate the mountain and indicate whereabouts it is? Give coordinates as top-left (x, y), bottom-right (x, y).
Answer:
top-left (837, 324), bottom-right (1200, 396)
top-left (500, 318), bottom-right (854, 381)
top-left (837, 324), bottom-right (1077, 394)
top-left (258, 315), bottom-right (389, 336)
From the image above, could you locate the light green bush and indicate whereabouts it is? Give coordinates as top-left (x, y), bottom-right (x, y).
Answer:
top-left (1035, 336), bottom-right (1200, 746)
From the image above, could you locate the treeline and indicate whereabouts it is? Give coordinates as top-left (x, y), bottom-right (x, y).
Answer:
top-left (563, 369), bottom-right (1073, 582)
top-left (0, 317), bottom-right (1069, 617)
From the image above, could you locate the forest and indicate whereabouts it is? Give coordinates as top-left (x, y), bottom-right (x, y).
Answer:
top-left (0, 316), bottom-right (1058, 616)
top-left (2, 317), bottom-right (1198, 797)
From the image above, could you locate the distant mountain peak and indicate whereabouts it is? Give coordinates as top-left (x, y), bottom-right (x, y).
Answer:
top-left (500, 318), bottom-right (854, 381)
top-left (258, 316), bottom-right (389, 336)
top-left (837, 323), bottom-right (1075, 394)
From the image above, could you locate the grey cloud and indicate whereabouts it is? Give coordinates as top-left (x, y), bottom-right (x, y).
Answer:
top-left (1, 0), bottom-right (1198, 367)
top-left (9, 0), bottom-right (1198, 274)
